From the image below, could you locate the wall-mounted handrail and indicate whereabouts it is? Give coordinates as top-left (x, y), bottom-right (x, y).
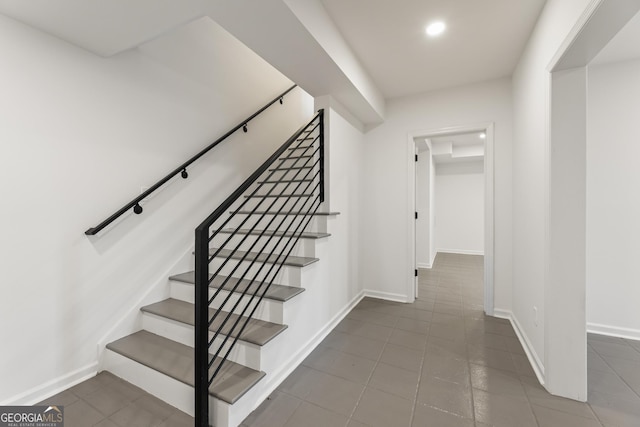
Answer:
top-left (84, 84), bottom-right (298, 236)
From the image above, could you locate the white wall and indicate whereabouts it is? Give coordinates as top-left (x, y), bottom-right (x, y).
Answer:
top-left (415, 149), bottom-right (432, 268)
top-left (0, 14), bottom-right (314, 404)
top-left (362, 78), bottom-right (512, 308)
top-left (586, 58), bottom-right (640, 339)
top-left (429, 151), bottom-right (437, 263)
top-left (435, 161), bottom-right (485, 255)
top-left (511, 0), bottom-right (593, 384)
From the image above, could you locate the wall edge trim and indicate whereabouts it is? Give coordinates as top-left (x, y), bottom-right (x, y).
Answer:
top-left (494, 309), bottom-right (546, 385)
top-left (587, 322), bottom-right (640, 341)
top-left (1, 362), bottom-right (98, 406)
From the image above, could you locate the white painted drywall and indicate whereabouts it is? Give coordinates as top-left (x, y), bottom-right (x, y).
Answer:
top-left (429, 150), bottom-right (437, 266)
top-left (435, 161), bottom-right (485, 255)
top-left (0, 15), bottom-right (315, 404)
top-left (362, 78), bottom-right (512, 307)
top-left (511, 0), bottom-right (593, 378)
top-left (586, 58), bottom-right (640, 339)
top-left (283, 0), bottom-right (385, 121)
top-left (547, 66), bottom-right (588, 400)
top-left (415, 150), bottom-right (432, 268)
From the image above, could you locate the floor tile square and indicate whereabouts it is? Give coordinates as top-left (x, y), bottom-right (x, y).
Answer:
top-left (388, 329), bottom-right (428, 351)
top-left (379, 343), bottom-right (424, 373)
top-left (412, 403), bottom-right (474, 427)
top-left (242, 391), bottom-right (302, 427)
top-left (417, 377), bottom-right (473, 418)
top-left (473, 388), bottom-right (537, 427)
top-left (352, 387), bottom-right (413, 427)
top-left (304, 373), bottom-right (364, 416)
top-left (283, 401), bottom-right (348, 427)
top-left (368, 362), bottom-right (419, 400)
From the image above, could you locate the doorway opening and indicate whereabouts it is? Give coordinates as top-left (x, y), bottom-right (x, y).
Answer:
top-left (408, 123), bottom-right (494, 315)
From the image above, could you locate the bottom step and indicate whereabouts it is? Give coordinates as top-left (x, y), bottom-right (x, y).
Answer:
top-left (106, 331), bottom-right (265, 405)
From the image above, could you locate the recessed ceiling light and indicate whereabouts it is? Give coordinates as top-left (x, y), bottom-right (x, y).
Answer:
top-left (426, 21), bottom-right (446, 37)
top-left (479, 132), bottom-right (486, 139)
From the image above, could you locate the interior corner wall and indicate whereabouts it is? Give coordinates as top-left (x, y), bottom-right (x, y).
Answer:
top-left (0, 14), bottom-right (314, 404)
top-left (511, 0), bottom-right (593, 378)
top-left (324, 106), bottom-right (365, 300)
top-left (586, 58), bottom-right (640, 339)
top-left (435, 162), bottom-right (485, 255)
top-left (362, 78), bottom-right (512, 307)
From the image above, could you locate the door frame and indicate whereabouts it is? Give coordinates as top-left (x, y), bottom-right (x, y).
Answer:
top-left (544, 0), bottom-right (640, 401)
top-left (407, 122), bottom-right (495, 315)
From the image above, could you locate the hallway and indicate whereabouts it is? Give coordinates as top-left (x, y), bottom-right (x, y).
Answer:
top-left (242, 253), bottom-right (640, 427)
top-left (38, 254), bottom-right (640, 426)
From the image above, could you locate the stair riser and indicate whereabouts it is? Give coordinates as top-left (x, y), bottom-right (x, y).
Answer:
top-left (205, 259), bottom-right (305, 287)
top-left (141, 314), bottom-right (263, 370)
top-left (104, 349), bottom-right (195, 416)
top-left (170, 281), bottom-right (285, 324)
top-left (210, 234), bottom-right (316, 258)
top-left (103, 351), bottom-right (233, 426)
top-left (227, 215), bottom-right (328, 234)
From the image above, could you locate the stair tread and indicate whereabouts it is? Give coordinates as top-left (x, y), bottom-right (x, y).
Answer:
top-left (243, 194), bottom-right (312, 198)
top-left (106, 330), bottom-right (264, 404)
top-left (231, 210), bottom-right (340, 216)
top-left (141, 298), bottom-right (287, 346)
top-left (209, 248), bottom-right (319, 267)
top-left (170, 272), bottom-right (304, 302)
top-left (268, 166), bottom-right (311, 171)
top-left (220, 228), bottom-right (330, 239)
top-left (258, 179), bottom-right (313, 184)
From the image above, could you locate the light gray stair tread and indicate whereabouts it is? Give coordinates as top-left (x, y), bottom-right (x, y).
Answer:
top-left (268, 166), bottom-right (311, 171)
top-left (141, 298), bottom-right (287, 346)
top-left (106, 330), bottom-right (264, 404)
top-left (219, 228), bottom-right (330, 239)
top-left (243, 194), bottom-right (312, 198)
top-left (169, 271), bottom-right (304, 302)
top-left (208, 248), bottom-right (319, 267)
top-left (258, 179), bottom-right (313, 183)
top-left (231, 210), bottom-right (340, 216)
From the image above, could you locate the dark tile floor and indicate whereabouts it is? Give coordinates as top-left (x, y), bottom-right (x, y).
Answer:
top-left (37, 371), bottom-right (193, 427)
top-left (39, 253), bottom-right (640, 426)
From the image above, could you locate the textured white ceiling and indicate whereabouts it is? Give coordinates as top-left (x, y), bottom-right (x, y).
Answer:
top-left (320, 0), bottom-right (547, 98)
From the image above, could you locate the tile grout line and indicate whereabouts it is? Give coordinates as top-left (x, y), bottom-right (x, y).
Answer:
top-left (407, 291), bottom-right (432, 427)
top-left (343, 313), bottom-right (397, 426)
top-left (592, 343), bottom-right (640, 401)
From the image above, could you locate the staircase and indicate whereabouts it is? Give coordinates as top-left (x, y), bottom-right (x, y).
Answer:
top-left (101, 111), bottom-right (335, 427)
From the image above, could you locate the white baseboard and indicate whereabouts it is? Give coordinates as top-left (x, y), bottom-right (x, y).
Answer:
top-left (493, 309), bottom-right (545, 385)
top-left (437, 249), bottom-right (484, 256)
top-left (417, 262), bottom-right (432, 269)
top-left (1, 362), bottom-right (98, 406)
top-left (363, 289), bottom-right (411, 303)
top-left (248, 290), bottom-right (366, 412)
top-left (587, 323), bottom-right (640, 341)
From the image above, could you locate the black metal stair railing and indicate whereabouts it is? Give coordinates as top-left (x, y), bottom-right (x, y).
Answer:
top-left (194, 110), bottom-right (324, 426)
top-left (84, 84), bottom-right (298, 236)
